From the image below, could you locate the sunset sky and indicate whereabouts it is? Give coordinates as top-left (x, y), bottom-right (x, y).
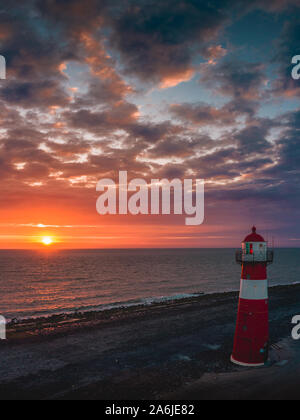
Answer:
top-left (0, 0), bottom-right (299, 249)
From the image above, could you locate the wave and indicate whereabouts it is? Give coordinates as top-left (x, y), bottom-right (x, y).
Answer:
top-left (7, 281), bottom-right (300, 323)
top-left (6, 292), bottom-right (205, 322)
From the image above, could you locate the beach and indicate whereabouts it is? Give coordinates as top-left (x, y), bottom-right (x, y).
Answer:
top-left (0, 283), bottom-right (300, 400)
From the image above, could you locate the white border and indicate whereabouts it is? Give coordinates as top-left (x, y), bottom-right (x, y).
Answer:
top-left (231, 355), bottom-right (264, 367)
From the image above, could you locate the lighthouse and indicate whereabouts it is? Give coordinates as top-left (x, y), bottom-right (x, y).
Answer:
top-left (231, 227), bottom-right (274, 367)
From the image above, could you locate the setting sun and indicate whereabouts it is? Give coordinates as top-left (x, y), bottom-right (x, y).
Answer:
top-left (42, 237), bottom-right (53, 246)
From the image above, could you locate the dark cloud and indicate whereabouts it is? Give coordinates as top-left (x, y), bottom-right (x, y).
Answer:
top-left (254, 0), bottom-right (300, 12)
top-left (278, 132), bottom-right (300, 173)
top-left (271, 20), bottom-right (300, 97)
top-left (147, 135), bottom-right (215, 158)
top-left (73, 78), bottom-right (131, 109)
top-left (105, 0), bottom-right (299, 85)
top-left (106, 0), bottom-right (231, 85)
top-left (128, 122), bottom-right (180, 144)
top-left (263, 111), bottom-right (300, 179)
top-left (170, 102), bottom-right (244, 126)
top-left (200, 60), bottom-right (267, 101)
top-left (0, 80), bottom-right (70, 108)
top-left (234, 124), bottom-right (273, 156)
top-left (0, 3), bottom-right (78, 110)
top-left (63, 102), bottom-right (138, 134)
top-left (46, 139), bottom-right (92, 157)
top-left (156, 164), bottom-right (187, 180)
top-left (36, 0), bottom-right (106, 30)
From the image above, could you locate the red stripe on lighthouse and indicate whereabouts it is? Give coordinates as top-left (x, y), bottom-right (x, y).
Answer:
top-left (231, 298), bottom-right (269, 366)
top-left (242, 264), bottom-right (267, 280)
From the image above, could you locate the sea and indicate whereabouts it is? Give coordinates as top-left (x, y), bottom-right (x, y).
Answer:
top-left (0, 248), bottom-right (299, 320)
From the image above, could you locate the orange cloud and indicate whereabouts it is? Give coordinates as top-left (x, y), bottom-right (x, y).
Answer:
top-left (159, 68), bottom-right (195, 89)
top-left (80, 32), bottom-right (133, 98)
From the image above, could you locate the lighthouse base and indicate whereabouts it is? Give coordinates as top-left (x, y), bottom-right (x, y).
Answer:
top-left (230, 355), bottom-right (265, 367)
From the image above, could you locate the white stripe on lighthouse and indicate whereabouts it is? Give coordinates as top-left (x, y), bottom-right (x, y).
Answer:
top-left (239, 279), bottom-right (268, 300)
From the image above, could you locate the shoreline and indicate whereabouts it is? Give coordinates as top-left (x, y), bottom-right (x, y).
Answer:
top-left (4, 282), bottom-right (300, 342)
top-left (5, 281), bottom-right (300, 326)
top-left (3, 292), bottom-right (206, 324)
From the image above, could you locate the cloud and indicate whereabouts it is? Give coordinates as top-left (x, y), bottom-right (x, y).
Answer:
top-left (0, 3), bottom-right (80, 110)
top-left (0, 80), bottom-right (71, 108)
top-left (63, 102), bottom-right (139, 135)
top-left (271, 20), bottom-right (300, 98)
top-left (200, 60), bottom-right (268, 101)
top-left (146, 134), bottom-right (214, 158)
top-left (159, 69), bottom-right (195, 89)
top-left (263, 110), bottom-right (300, 178)
top-left (128, 121), bottom-right (181, 144)
top-left (254, 0), bottom-right (300, 12)
top-left (170, 102), bottom-right (241, 126)
top-left (201, 45), bottom-right (227, 65)
top-left (234, 124), bottom-right (273, 156)
top-left (106, 0), bottom-right (230, 86)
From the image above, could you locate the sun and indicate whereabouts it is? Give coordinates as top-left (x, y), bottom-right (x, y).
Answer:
top-left (41, 236), bottom-right (53, 246)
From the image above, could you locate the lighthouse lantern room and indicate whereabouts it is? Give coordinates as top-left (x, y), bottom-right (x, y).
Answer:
top-left (231, 227), bottom-right (274, 367)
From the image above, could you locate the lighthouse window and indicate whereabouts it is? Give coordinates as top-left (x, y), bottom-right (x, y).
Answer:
top-left (250, 244), bottom-right (253, 255)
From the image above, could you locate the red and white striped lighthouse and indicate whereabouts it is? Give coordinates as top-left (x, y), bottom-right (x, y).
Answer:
top-left (231, 227), bottom-right (274, 367)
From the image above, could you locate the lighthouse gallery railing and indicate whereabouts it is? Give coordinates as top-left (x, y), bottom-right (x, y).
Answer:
top-left (235, 250), bottom-right (274, 265)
